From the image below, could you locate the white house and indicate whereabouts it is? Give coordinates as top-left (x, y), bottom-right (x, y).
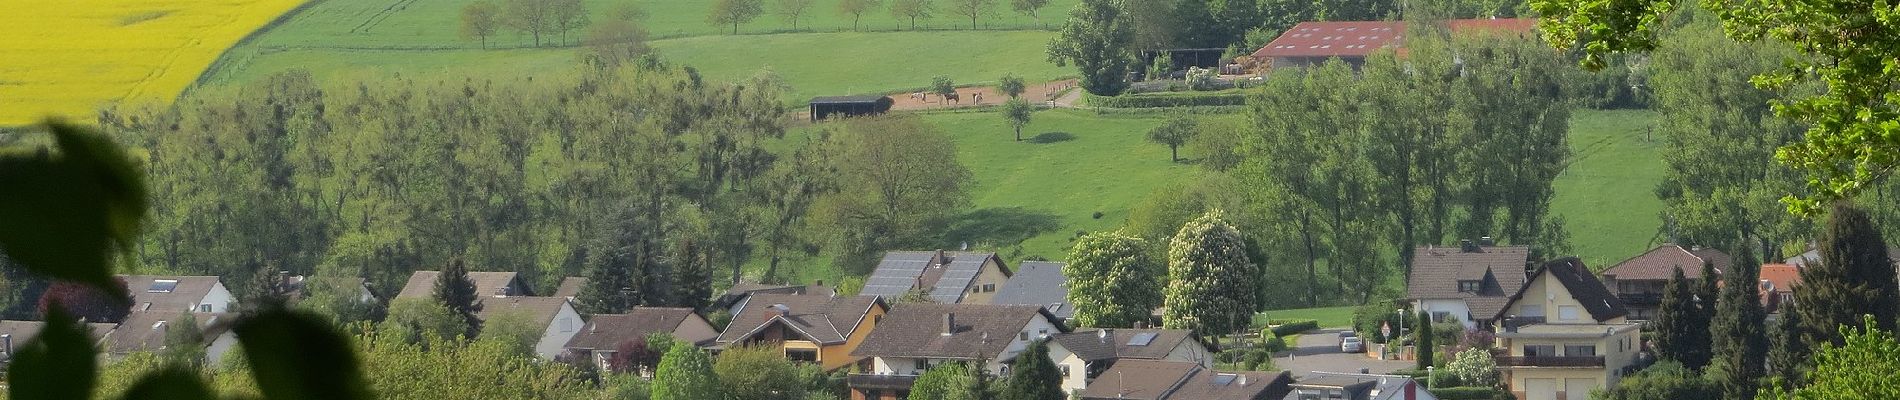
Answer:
top-left (1406, 241), bottom-right (1532, 329)
top-left (1045, 328), bottom-right (1214, 395)
top-left (478, 296), bottom-right (583, 360)
top-left (103, 311), bottom-right (240, 365)
top-left (846, 304), bottom-right (1066, 399)
top-left (121, 275), bottom-right (235, 313)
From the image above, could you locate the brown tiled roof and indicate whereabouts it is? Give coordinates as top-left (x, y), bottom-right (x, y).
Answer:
top-left (850, 303), bottom-right (1064, 360)
top-left (103, 311), bottom-right (235, 355)
top-left (1051, 329), bottom-right (1200, 362)
top-left (476, 296), bottom-right (571, 328)
top-left (714, 282), bottom-right (840, 309)
top-left (565, 308), bottom-right (713, 350)
top-left (120, 275), bottom-right (224, 313)
top-left (553, 277), bottom-right (587, 299)
top-left (1251, 18), bottom-right (1538, 60)
top-left (1601, 245), bottom-right (1729, 281)
top-left (1496, 258), bottom-right (1628, 322)
top-left (395, 271), bottom-right (527, 299)
top-left (1407, 245), bottom-right (1530, 319)
top-left (1171, 370), bottom-right (1292, 400)
top-left (719, 294), bottom-right (883, 345)
top-left (1079, 359), bottom-right (1201, 400)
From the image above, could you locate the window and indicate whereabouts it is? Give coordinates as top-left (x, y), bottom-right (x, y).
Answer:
top-left (1458, 280), bottom-right (1481, 293)
top-left (787, 349), bottom-right (818, 363)
top-left (874, 315), bottom-right (884, 325)
top-left (197, 304), bottom-right (211, 313)
top-left (1524, 345), bottom-right (1557, 357)
top-left (1430, 311), bottom-right (1451, 323)
top-left (914, 359), bottom-right (928, 372)
top-left (148, 280), bottom-right (179, 293)
top-left (1060, 365), bottom-right (1071, 378)
top-left (984, 284), bottom-right (996, 292)
top-left (1519, 305), bottom-right (1545, 317)
top-left (1019, 331), bottom-right (1029, 341)
top-left (1565, 345), bottom-right (1597, 357)
top-left (1559, 305), bottom-right (1581, 321)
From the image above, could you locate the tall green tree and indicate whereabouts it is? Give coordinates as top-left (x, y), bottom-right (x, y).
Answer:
top-left (1045, 0), bottom-right (1135, 96)
top-left (1768, 307), bottom-right (1807, 388)
top-left (1535, 0), bottom-right (1900, 213)
top-left (1162, 211), bottom-right (1260, 338)
top-left (837, 0), bottom-right (882, 30)
top-left (708, 0), bottom-right (765, 34)
top-left (1146, 113), bottom-right (1197, 163)
top-left (460, 0), bottom-right (502, 48)
top-left (712, 345), bottom-right (806, 399)
top-left (997, 74), bottom-right (1027, 98)
top-left (1065, 230), bottom-right (1163, 328)
top-left (998, 339), bottom-right (1063, 400)
top-left (1415, 310), bottom-right (1434, 369)
top-left (1795, 203), bottom-right (1900, 358)
top-left (1711, 251), bottom-right (1769, 400)
top-left (1009, 0), bottom-right (1050, 27)
top-left (1001, 98), bottom-right (1034, 142)
top-left (673, 240), bottom-right (713, 312)
top-left (1653, 266), bottom-right (1712, 370)
top-left (434, 259), bottom-right (482, 337)
top-left (652, 342), bottom-right (722, 400)
top-left (1596, 361), bottom-right (1723, 400)
top-left (506, 0), bottom-right (555, 46)
top-left (1651, 19), bottom-right (1807, 257)
top-left (908, 361), bottom-right (985, 400)
top-left (810, 116), bottom-right (972, 274)
top-left (1762, 316), bottom-right (1900, 400)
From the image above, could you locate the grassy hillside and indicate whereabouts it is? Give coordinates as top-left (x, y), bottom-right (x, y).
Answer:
top-left (0, 0), bottom-right (304, 126)
top-left (206, 30), bottom-right (1070, 104)
top-left (243, 0), bottom-right (1081, 49)
top-left (1551, 109), bottom-right (1666, 268)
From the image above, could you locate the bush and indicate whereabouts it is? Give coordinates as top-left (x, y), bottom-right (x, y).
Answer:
top-left (1429, 386), bottom-right (1505, 400)
top-left (1087, 91), bottom-right (1247, 108)
top-left (1270, 320), bottom-right (1319, 337)
top-left (1263, 335), bottom-right (1288, 353)
top-left (1186, 67), bottom-right (1221, 91)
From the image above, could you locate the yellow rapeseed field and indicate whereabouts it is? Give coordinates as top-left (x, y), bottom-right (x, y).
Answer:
top-left (0, 0), bottom-right (303, 126)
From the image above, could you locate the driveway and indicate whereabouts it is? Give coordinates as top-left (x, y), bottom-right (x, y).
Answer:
top-left (1274, 328), bottom-right (1414, 378)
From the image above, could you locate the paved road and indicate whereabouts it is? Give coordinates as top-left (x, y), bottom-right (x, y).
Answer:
top-left (1274, 328), bottom-right (1414, 378)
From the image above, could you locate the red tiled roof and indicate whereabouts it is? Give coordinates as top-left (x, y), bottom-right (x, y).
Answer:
top-left (1759, 264), bottom-right (1801, 295)
top-left (1251, 18), bottom-right (1538, 60)
top-left (1602, 245), bottom-right (1729, 281)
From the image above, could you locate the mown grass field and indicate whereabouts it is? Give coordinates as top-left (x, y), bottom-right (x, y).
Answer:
top-left (206, 30), bottom-right (1072, 105)
top-left (241, 0), bottom-right (1081, 49)
top-left (1258, 306), bottom-right (1358, 328)
top-left (1551, 109), bottom-right (1666, 269)
top-left (0, 0), bottom-right (304, 126)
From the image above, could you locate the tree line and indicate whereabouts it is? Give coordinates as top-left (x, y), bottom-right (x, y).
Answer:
top-left (458, 0), bottom-right (592, 48)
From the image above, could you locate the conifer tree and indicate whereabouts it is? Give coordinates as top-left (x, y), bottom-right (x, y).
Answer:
top-left (673, 240), bottom-right (713, 312)
top-left (1796, 202), bottom-right (1900, 349)
top-left (1654, 266), bottom-right (1712, 369)
top-left (1416, 310), bottom-right (1434, 369)
top-left (998, 339), bottom-right (1064, 400)
top-left (434, 258), bottom-right (482, 337)
top-left (1711, 251), bottom-right (1768, 400)
top-left (577, 242), bottom-right (638, 315)
top-left (1768, 308), bottom-right (1807, 388)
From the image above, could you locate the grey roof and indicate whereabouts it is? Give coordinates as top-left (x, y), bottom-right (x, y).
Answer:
top-left (564, 308), bottom-right (714, 350)
top-left (103, 311), bottom-right (234, 355)
top-left (1406, 245), bottom-right (1531, 320)
top-left (1080, 359), bottom-right (1291, 400)
top-left (120, 275), bottom-right (224, 313)
top-left (476, 296), bottom-right (572, 329)
top-left (718, 294), bottom-right (884, 345)
top-left (396, 271), bottom-right (528, 299)
top-left (990, 261), bottom-right (1073, 319)
top-left (713, 282), bottom-right (839, 310)
top-left (809, 95), bottom-right (894, 104)
top-left (1292, 372), bottom-right (1430, 400)
top-left (850, 303), bottom-right (1064, 360)
top-left (553, 277), bottom-right (587, 299)
top-left (861, 251), bottom-right (1005, 303)
top-left (1051, 328), bottom-right (1201, 362)
top-left (1497, 258), bottom-right (1628, 322)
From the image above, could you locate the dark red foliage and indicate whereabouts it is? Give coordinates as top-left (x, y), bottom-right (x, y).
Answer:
top-left (608, 337), bottom-right (663, 375)
top-left (37, 277), bottom-right (131, 323)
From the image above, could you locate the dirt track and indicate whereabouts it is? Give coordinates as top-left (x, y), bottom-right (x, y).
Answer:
top-left (886, 79), bottom-right (1081, 110)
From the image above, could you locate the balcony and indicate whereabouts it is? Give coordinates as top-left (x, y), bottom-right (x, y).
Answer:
top-left (1499, 316), bottom-right (1546, 332)
top-left (1619, 292), bottom-right (1664, 306)
top-left (847, 374), bottom-right (919, 391)
top-left (1497, 356), bottom-right (1605, 368)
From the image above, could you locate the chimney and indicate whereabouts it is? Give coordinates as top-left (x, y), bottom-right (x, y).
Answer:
top-left (1460, 239), bottom-right (1478, 253)
top-left (495, 287), bottom-right (510, 298)
top-left (1359, 368), bottom-right (1370, 374)
top-left (936, 249), bottom-right (949, 267)
top-left (942, 313), bottom-right (956, 336)
top-left (1479, 236), bottom-right (1495, 246)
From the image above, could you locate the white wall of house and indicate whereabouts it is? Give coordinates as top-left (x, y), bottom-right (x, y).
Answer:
top-left (201, 283), bottom-right (234, 313)
top-left (1044, 343), bottom-right (1092, 394)
top-left (205, 331), bottom-right (238, 366)
top-left (1413, 299), bottom-right (1476, 329)
top-left (534, 303), bottom-right (584, 359)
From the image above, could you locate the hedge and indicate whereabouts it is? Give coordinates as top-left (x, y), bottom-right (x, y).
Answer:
top-left (1428, 386), bottom-right (1506, 400)
top-left (1087, 91), bottom-right (1248, 108)
top-left (1269, 320), bottom-right (1319, 337)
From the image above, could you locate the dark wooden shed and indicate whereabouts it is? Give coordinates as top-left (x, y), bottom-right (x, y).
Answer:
top-left (808, 95), bottom-right (894, 122)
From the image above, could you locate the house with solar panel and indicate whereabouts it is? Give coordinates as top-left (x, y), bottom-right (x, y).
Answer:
top-left (1045, 328), bottom-right (1216, 394)
top-left (120, 275), bottom-right (235, 314)
top-left (860, 251), bottom-right (1013, 304)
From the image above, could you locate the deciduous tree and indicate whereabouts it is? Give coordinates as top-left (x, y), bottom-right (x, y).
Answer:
top-left (1066, 230), bottom-right (1162, 328)
top-left (1146, 112), bottom-right (1197, 162)
top-left (1009, 0), bottom-right (1050, 27)
top-left (1762, 316), bottom-right (1900, 400)
top-left (1162, 210), bottom-right (1260, 338)
top-left (1046, 0), bottom-right (1135, 96)
top-left (708, 0), bottom-right (765, 35)
top-left (38, 276), bottom-right (130, 323)
top-left (946, 0), bottom-right (996, 29)
top-left (837, 0), bottom-right (882, 30)
top-left (775, 0), bottom-right (816, 30)
top-left (460, 0), bottom-right (502, 48)
top-left (1001, 98), bottom-right (1034, 142)
top-left (889, 0), bottom-right (935, 30)
top-left (652, 343), bottom-right (722, 400)
top-left (549, 0), bottom-right (589, 45)
top-left (505, 0), bottom-right (555, 46)
top-left (909, 361), bottom-right (984, 400)
top-left (713, 345), bottom-right (806, 399)
top-left (997, 74), bottom-right (1026, 98)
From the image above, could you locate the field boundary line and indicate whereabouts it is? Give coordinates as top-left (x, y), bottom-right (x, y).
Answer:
top-left (185, 0), bottom-right (334, 97)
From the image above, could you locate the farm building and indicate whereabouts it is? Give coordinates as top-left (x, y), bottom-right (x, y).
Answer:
top-left (1250, 18), bottom-right (1537, 70)
top-left (809, 95), bottom-right (894, 121)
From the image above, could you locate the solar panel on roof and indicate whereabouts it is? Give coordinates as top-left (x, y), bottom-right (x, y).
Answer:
top-left (1212, 374), bottom-right (1238, 385)
top-left (148, 280), bottom-right (178, 293)
top-left (1127, 332), bottom-right (1158, 346)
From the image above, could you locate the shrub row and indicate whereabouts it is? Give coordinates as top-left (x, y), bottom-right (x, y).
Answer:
top-left (1088, 91), bottom-right (1248, 108)
top-left (1269, 320), bottom-right (1320, 337)
top-left (1428, 386), bottom-right (1508, 400)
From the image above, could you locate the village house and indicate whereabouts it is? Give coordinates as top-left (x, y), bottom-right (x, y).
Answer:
top-left (1077, 359), bottom-right (1293, 400)
top-left (394, 270), bottom-right (535, 299)
top-left (1492, 258), bottom-right (1642, 400)
top-left (102, 311), bottom-right (240, 365)
top-left (1248, 18), bottom-right (1538, 70)
top-left (121, 275), bottom-right (235, 314)
top-left (859, 250), bottom-right (1012, 304)
top-left (1046, 328), bottom-right (1214, 395)
top-left (0, 320), bottom-right (116, 374)
top-left (1760, 263), bottom-right (1802, 314)
top-left (1598, 244), bottom-right (1730, 320)
top-left (716, 293), bottom-right (886, 371)
top-left (478, 296), bottom-right (583, 360)
top-left (847, 303), bottom-right (1066, 399)
top-left (563, 307), bottom-right (719, 373)
top-left (1407, 240), bottom-right (1532, 329)
top-left (713, 280), bottom-right (838, 317)
top-left (1281, 372), bottom-right (1439, 400)
top-left (988, 261), bottom-right (1074, 322)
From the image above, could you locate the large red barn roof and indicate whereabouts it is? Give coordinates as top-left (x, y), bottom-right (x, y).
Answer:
top-left (1251, 18), bottom-right (1538, 60)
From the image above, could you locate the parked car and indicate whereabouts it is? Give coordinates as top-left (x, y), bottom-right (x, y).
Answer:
top-left (1340, 337), bottom-right (1365, 353)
